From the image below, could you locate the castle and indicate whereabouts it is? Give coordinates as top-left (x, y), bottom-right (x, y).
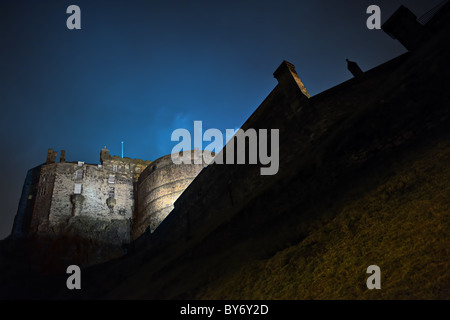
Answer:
top-left (11, 3), bottom-right (449, 270)
top-left (11, 146), bottom-right (209, 266)
top-left (1, 3), bottom-right (449, 299)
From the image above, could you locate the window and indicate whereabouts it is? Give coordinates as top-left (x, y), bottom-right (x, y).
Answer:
top-left (75, 170), bottom-right (83, 180)
top-left (108, 187), bottom-right (115, 198)
top-left (108, 175), bottom-right (115, 184)
top-left (113, 164), bottom-right (118, 172)
top-left (74, 183), bottom-right (82, 194)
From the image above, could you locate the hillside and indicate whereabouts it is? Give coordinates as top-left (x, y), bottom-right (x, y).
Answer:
top-left (197, 138), bottom-right (450, 299)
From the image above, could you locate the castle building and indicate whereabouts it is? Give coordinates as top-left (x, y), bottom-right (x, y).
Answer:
top-left (11, 147), bottom-right (209, 266)
top-left (2, 2), bottom-right (449, 297)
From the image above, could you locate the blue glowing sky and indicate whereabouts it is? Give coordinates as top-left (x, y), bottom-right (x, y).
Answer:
top-left (0, 0), bottom-right (441, 238)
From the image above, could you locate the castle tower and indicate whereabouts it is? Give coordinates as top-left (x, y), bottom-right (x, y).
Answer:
top-left (131, 150), bottom-right (212, 240)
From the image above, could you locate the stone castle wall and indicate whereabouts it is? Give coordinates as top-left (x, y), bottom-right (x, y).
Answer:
top-left (30, 164), bottom-right (56, 233)
top-left (14, 147), bottom-right (211, 266)
top-left (23, 149), bottom-right (151, 245)
top-left (118, 5), bottom-right (450, 298)
top-left (131, 150), bottom-right (210, 240)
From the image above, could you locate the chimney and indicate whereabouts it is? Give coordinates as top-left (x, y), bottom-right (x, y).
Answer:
top-left (100, 146), bottom-right (110, 164)
top-left (60, 150), bottom-right (66, 163)
top-left (382, 5), bottom-right (425, 51)
top-left (46, 148), bottom-right (57, 164)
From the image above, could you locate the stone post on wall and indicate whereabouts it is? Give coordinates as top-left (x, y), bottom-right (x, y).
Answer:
top-left (46, 148), bottom-right (57, 164)
top-left (381, 5), bottom-right (426, 51)
top-left (273, 60), bottom-right (311, 115)
top-left (100, 146), bottom-right (111, 165)
top-left (60, 150), bottom-right (66, 163)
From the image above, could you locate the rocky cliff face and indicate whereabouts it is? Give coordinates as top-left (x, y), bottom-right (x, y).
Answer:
top-left (26, 217), bottom-right (130, 273)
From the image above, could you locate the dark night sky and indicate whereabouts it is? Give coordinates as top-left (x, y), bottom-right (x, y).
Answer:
top-left (0, 0), bottom-right (442, 239)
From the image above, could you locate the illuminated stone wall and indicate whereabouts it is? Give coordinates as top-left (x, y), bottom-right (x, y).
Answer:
top-left (25, 147), bottom-right (151, 267)
top-left (131, 150), bottom-right (209, 240)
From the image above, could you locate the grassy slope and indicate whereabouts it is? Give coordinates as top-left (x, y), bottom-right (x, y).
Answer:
top-left (197, 139), bottom-right (450, 299)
